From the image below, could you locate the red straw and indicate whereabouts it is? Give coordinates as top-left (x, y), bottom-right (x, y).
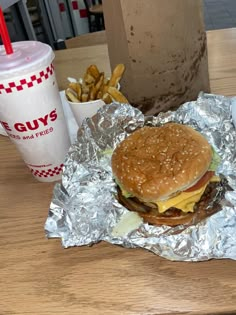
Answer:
top-left (0, 6), bottom-right (13, 55)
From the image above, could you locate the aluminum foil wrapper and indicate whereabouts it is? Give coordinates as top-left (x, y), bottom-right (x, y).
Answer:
top-left (45, 92), bottom-right (236, 261)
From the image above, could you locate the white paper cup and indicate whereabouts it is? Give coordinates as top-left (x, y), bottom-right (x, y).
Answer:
top-left (0, 41), bottom-right (71, 182)
top-left (66, 81), bottom-right (120, 127)
top-left (68, 98), bottom-right (106, 127)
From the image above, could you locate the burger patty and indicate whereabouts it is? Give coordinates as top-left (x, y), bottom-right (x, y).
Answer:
top-left (117, 181), bottom-right (223, 220)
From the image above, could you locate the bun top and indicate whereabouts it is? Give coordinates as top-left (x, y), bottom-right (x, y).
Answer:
top-left (111, 123), bottom-right (212, 202)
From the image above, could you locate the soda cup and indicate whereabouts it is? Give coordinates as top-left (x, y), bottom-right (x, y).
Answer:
top-left (0, 41), bottom-right (71, 182)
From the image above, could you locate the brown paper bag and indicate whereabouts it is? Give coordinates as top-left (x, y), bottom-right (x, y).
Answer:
top-left (103, 0), bottom-right (210, 115)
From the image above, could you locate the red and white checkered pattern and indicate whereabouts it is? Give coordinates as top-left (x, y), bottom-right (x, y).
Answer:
top-left (30, 164), bottom-right (64, 178)
top-left (0, 64), bottom-right (54, 94)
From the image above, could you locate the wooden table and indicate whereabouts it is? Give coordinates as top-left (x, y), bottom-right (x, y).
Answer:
top-left (1, 29), bottom-right (236, 315)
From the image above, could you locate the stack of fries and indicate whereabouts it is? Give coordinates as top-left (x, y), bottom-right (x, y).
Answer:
top-left (65, 64), bottom-right (129, 104)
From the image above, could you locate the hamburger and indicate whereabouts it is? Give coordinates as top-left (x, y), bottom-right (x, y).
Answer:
top-left (111, 123), bottom-right (222, 226)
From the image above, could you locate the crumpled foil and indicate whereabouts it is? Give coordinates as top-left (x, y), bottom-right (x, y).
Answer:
top-left (45, 92), bottom-right (236, 261)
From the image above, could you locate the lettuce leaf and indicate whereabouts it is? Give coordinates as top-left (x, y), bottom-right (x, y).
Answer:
top-left (209, 147), bottom-right (221, 171)
top-left (112, 146), bottom-right (221, 199)
top-left (100, 148), bottom-right (114, 156)
top-left (115, 178), bottom-right (133, 198)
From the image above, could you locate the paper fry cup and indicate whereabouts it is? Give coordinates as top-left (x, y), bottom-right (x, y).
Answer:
top-left (68, 98), bottom-right (106, 127)
top-left (66, 80), bottom-right (120, 127)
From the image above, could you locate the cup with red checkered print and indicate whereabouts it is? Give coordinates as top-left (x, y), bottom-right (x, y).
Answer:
top-left (0, 41), bottom-right (71, 182)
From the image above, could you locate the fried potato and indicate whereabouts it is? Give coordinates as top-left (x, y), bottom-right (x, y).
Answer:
top-left (84, 72), bottom-right (95, 85)
top-left (69, 82), bottom-right (82, 101)
top-left (89, 72), bottom-right (105, 100)
top-left (81, 93), bottom-right (89, 102)
top-left (95, 72), bottom-right (104, 91)
top-left (107, 86), bottom-right (129, 103)
top-left (102, 93), bottom-right (112, 104)
top-left (75, 83), bottom-right (82, 100)
top-left (97, 90), bottom-right (103, 99)
top-left (102, 84), bottom-right (109, 95)
top-left (68, 82), bottom-right (78, 92)
top-left (89, 85), bottom-right (97, 101)
top-left (87, 64), bottom-right (100, 80)
top-left (67, 63), bottom-right (127, 103)
top-left (108, 64), bottom-right (125, 87)
top-left (81, 84), bottom-right (90, 94)
top-left (66, 88), bottom-right (80, 102)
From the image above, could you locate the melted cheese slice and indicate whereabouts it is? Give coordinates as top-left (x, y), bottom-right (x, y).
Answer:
top-left (155, 185), bottom-right (207, 213)
top-left (154, 175), bottom-right (220, 213)
top-left (120, 175), bottom-right (220, 213)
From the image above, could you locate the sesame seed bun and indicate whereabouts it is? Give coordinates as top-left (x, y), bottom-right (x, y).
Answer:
top-left (111, 123), bottom-right (212, 202)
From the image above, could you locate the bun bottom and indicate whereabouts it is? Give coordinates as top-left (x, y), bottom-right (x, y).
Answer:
top-left (138, 210), bottom-right (194, 226)
top-left (117, 181), bottom-right (224, 227)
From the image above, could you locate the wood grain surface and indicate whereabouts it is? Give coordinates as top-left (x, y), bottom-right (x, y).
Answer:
top-left (65, 31), bottom-right (107, 49)
top-left (208, 28), bottom-right (236, 96)
top-left (1, 29), bottom-right (236, 315)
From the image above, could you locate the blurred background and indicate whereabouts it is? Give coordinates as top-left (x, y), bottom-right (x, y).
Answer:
top-left (203, 0), bottom-right (236, 30)
top-left (1, 0), bottom-right (104, 49)
top-left (1, 0), bottom-right (236, 50)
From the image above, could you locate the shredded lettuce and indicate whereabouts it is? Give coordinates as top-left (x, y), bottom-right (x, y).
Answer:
top-left (209, 147), bottom-right (221, 171)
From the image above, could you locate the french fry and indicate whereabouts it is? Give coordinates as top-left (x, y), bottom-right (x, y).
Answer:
top-left (75, 83), bottom-right (82, 100)
top-left (81, 93), bottom-right (89, 102)
top-left (88, 73), bottom-right (105, 100)
top-left (87, 64), bottom-right (100, 80)
top-left (89, 84), bottom-right (97, 101)
top-left (102, 83), bottom-right (109, 95)
top-left (84, 72), bottom-right (95, 85)
top-left (102, 93), bottom-right (112, 104)
top-left (81, 84), bottom-right (90, 94)
top-left (69, 82), bottom-right (82, 101)
top-left (95, 73), bottom-right (104, 91)
top-left (67, 63), bottom-right (126, 103)
top-left (108, 64), bottom-right (125, 87)
top-left (68, 82), bottom-right (78, 92)
top-left (65, 88), bottom-right (80, 103)
top-left (107, 86), bottom-right (129, 103)
top-left (97, 90), bottom-right (103, 99)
